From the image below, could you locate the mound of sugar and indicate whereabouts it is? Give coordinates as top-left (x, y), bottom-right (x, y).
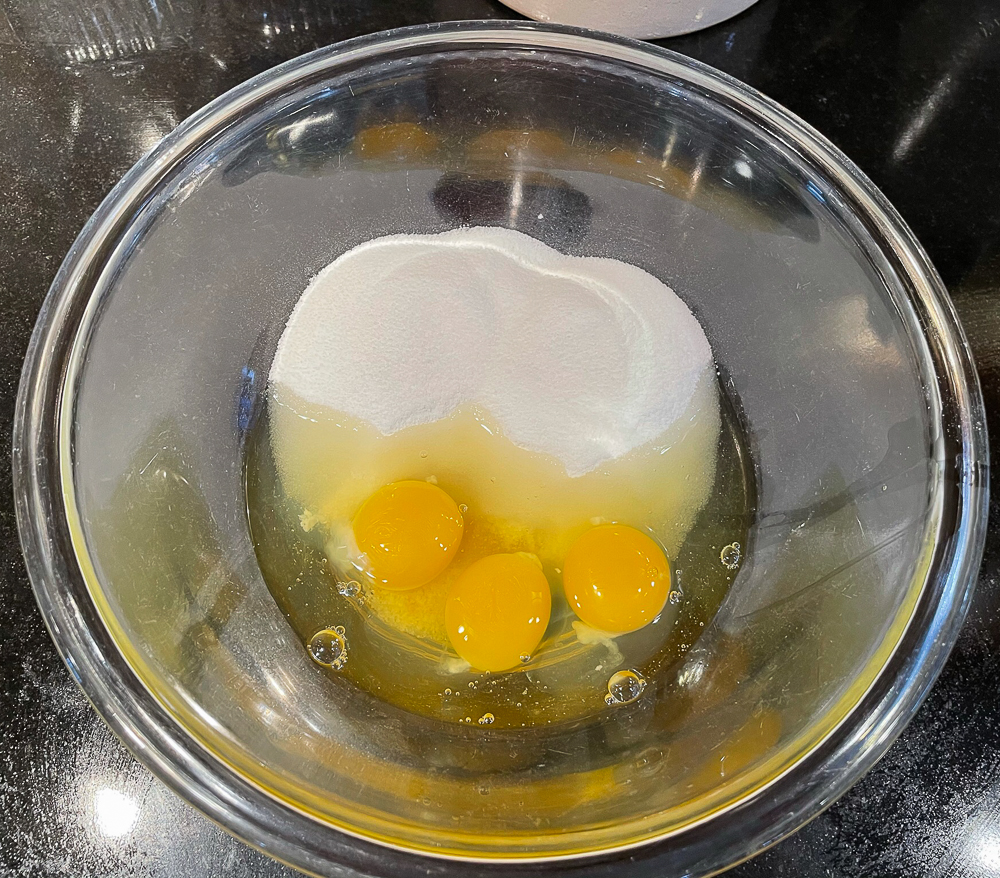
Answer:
top-left (270, 227), bottom-right (714, 477)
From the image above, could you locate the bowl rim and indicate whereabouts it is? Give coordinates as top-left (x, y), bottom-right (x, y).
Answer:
top-left (12, 19), bottom-right (989, 878)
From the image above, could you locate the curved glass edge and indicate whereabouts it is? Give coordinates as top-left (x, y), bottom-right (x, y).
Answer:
top-left (12, 20), bottom-right (990, 878)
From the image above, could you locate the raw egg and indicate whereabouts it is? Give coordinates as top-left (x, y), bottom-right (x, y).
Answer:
top-left (352, 480), bottom-right (463, 590)
top-left (563, 524), bottom-right (670, 633)
top-left (446, 552), bottom-right (552, 672)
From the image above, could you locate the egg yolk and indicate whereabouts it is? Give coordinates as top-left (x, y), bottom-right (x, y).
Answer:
top-left (352, 480), bottom-right (463, 591)
top-left (445, 553), bottom-right (552, 672)
top-left (562, 524), bottom-right (670, 633)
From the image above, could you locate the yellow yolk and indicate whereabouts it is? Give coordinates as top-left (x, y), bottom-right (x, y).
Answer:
top-left (352, 480), bottom-right (463, 591)
top-left (353, 122), bottom-right (439, 160)
top-left (445, 553), bottom-right (552, 672)
top-left (563, 524), bottom-right (670, 634)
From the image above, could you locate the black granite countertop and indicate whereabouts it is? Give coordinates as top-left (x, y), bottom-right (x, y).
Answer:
top-left (3, 1), bottom-right (1000, 875)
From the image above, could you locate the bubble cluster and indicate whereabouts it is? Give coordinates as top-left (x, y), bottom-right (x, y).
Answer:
top-left (605, 669), bottom-right (646, 706)
top-left (336, 579), bottom-right (361, 598)
top-left (308, 626), bottom-right (348, 669)
top-left (720, 542), bottom-right (741, 570)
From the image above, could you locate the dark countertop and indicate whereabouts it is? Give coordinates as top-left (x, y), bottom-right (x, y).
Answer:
top-left (2, 1), bottom-right (1000, 875)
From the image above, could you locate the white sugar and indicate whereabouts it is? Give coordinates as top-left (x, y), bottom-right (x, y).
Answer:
top-left (270, 227), bottom-right (714, 477)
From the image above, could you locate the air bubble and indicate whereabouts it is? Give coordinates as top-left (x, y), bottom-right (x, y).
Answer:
top-left (478, 713), bottom-right (495, 725)
top-left (720, 542), bottom-right (741, 570)
top-left (443, 688), bottom-right (452, 696)
top-left (459, 503), bottom-right (469, 514)
top-left (468, 680), bottom-right (477, 689)
top-left (519, 654), bottom-right (531, 664)
top-left (308, 628), bottom-right (348, 670)
top-left (605, 670), bottom-right (646, 706)
top-left (337, 579), bottom-right (360, 598)
top-left (668, 590), bottom-right (682, 605)
top-left (419, 450), bottom-right (428, 459)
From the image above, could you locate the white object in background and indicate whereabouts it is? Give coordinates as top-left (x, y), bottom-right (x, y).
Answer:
top-left (499, 0), bottom-right (760, 39)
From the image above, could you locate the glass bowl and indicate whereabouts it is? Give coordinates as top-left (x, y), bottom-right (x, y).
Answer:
top-left (13, 21), bottom-right (988, 878)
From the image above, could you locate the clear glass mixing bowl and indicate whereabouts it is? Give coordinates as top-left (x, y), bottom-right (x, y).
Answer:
top-left (13, 21), bottom-right (988, 878)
